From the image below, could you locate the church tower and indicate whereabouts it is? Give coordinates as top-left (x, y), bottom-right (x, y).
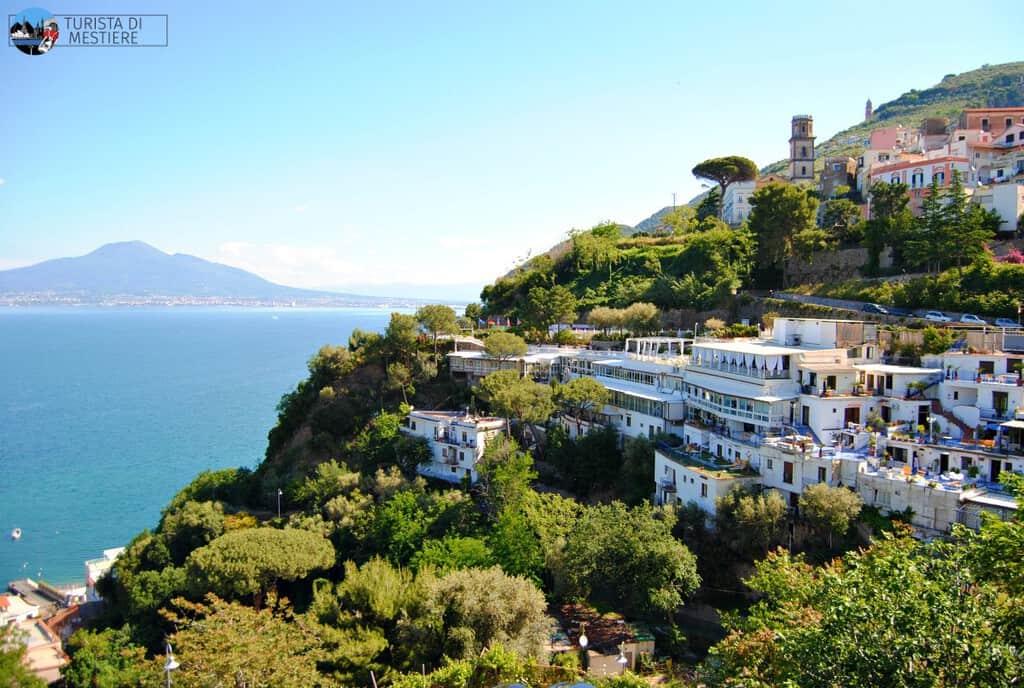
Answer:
top-left (865, 98), bottom-right (873, 121)
top-left (789, 115), bottom-right (815, 183)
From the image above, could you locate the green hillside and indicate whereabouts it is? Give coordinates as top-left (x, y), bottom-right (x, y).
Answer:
top-left (761, 61), bottom-right (1024, 176)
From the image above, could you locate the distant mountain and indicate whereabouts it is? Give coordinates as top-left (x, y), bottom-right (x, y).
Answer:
top-left (0, 241), bottom-right (373, 303)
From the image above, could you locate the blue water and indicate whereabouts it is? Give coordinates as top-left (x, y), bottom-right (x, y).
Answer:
top-left (0, 307), bottom-right (398, 584)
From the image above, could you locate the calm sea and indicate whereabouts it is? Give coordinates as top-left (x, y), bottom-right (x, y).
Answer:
top-left (0, 307), bottom-right (399, 584)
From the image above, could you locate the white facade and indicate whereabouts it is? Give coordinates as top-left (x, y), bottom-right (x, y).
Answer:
top-left (721, 180), bottom-right (755, 226)
top-left (972, 183), bottom-right (1024, 232)
top-left (401, 410), bottom-right (505, 484)
top-left (654, 447), bottom-right (759, 514)
top-left (85, 547), bottom-right (126, 602)
top-left (0, 594), bottom-right (40, 625)
top-left (560, 337), bottom-right (689, 440)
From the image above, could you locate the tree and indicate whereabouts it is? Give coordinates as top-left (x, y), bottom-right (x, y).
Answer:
top-left (186, 528), bottom-right (335, 606)
top-left (799, 483), bottom-right (863, 548)
top-left (0, 624), bottom-right (47, 688)
top-left (748, 182), bottom-right (819, 287)
top-left (476, 436), bottom-right (537, 517)
top-left (706, 531), bottom-right (1024, 687)
top-left (715, 487), bottom-right (787, 557)
top-left (159, 500), bottom-right (226, 566)
top-left (483, 332), bottom-right (528, 364)
top-left (411, 567), bottom-right (553, 663)
top-left (586, 306), bottom-right (623, 334)
top-left (561, 501), bottom-right (700, 617)
top-left (416, 304), bottom-right (459, 361)
top-left (662, 205), bottom-right (696, 234)
top-left (691, 156), bottom-right (758, 219)
top-left (385, 312), bottom-right (420, 362)
top-left (553, 377), bottom-right (611, 435)
top-left (62, 627), bottom-right (157, 688)
top-left (476, 371), bottom-right (554, 438)
top-left (463, 302), bottom-right (483, 324)
top-left (572, 222), bottom-right (621, 278)
top-left (525, 285), bottom-right (577, 331)
top-left (921, 325), bottom-right (955, 354)
top-left (621, 302), bottom-right (660, 335)
top-left (822, 197), bottom-right (864, 244)
top-left (163, 594), bottom-right (336, 687)
top-left (695, 187), bottom-right (721, 222)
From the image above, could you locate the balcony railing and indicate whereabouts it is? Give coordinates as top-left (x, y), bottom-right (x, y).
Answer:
top-left (690, 360), bottom-right (790, 380)
top-left (660, 480), bottom-right (677, 492)
top-left (687, 395), bottom-right (775, 425)
top-left (978, 408), bottom-right (1015, 421)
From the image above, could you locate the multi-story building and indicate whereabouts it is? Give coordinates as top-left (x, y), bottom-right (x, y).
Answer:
top-left (867, 155), bottom-right (973, 215)
top-left (560, 337), bottom-right (690, 440)
top-left (401, 409), bottom-right (505, 484)
top-left (959, 107), bottom-right (1024, 132)
top-left (721, 174), bottom-right (790, 226)
top-left (819, 156), bottom-right (856, 198)
top-left (448, 346), bottom-right (568, 383)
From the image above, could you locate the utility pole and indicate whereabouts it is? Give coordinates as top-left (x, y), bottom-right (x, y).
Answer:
top-left (672, 192), bottom-right (677, 209)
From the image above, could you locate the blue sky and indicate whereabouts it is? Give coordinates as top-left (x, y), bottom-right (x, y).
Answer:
top-left (1, 0), bottom-right (1020, 300)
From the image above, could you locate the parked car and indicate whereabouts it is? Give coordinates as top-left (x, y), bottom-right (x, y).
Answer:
top-left (887, 306), bottom-right (912, 317)
top-left (924, 311), bottom-right (952, 322)
top-left (861, 303), bottom-right (889, 315)
top-left (995, 318), bottom-right (1019, 328)
top-left (960, 313), bottom-right (987, 325)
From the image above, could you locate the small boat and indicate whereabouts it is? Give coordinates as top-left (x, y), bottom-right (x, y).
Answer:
top-left (11, 528), bottom-right (22, 541)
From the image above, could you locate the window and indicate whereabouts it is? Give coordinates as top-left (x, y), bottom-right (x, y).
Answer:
top-left (783, 461), bottom-right (794, 484)
top-left (411, 421), bottom-right (417, 430)
top-left (450, 466), bottom-right (457, 473)
top-left (982, 118), bottom-right (990, 131)
top-left (700, 482), bottom-right (708, 498)
top-left (933, 171), bottom-right (945, 185)
top-left (801, 146), bottom-right (808, 157)
top-left (1006, 118), bottom-right (1014, 128)
top-left (459, 451), bottom-right (465, 461)
top-left (801, 165), bottom-right (807, 176)
top-left (461, 431), bottom-right (467, 442)
top-left (766, 458), bottom-right (774, 470)
top-left (890, 175), bottom-right (900, 184)
top-left (1007, 134), bottom-right (1016, 144)
top-left (911, 170), bottom-right (924, 188)
top-left (625, 416), bottom-right (632, 427)
top-left (818, 466), bottom-right (827, 483)
top-left (961, 456), bottom-right (971, 470)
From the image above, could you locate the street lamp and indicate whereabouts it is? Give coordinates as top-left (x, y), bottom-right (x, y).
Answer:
top-left (616, 643), bottom-right (629, 669)
top-left (163, 641), bottom-right (179, 688)
top-left (578, 622), bottom-right (588, 649)
top-left (277, 488), bottom-right (282, 519)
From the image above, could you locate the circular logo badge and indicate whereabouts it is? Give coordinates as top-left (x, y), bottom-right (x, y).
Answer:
top-left (10, 7), bottom-right (58, 56)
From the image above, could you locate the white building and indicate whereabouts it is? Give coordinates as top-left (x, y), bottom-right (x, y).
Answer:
top-left (401, 409), bottom-right (505, 484)
top-left (654, 445), bottom-right (759, 513)
top-left (560, 337), bottom-right (690, 440)
top-left (0, 594), bottom-right (39, 625)
top-left (85, 547), bottom-right (125, 602)
top-left (721, 180), bottom-right (755, 226)
top-left (972, 183), bottom-right (1024, 232)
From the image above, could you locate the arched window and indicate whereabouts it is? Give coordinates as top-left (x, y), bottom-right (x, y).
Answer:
top-left (801, 146), bottom-right (808, 157)
top-left (910, 169), bottom-right (924, 188)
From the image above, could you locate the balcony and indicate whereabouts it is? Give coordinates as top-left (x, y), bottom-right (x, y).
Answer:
top-left (687, 395), bottom-right (775, 425)
top-left (435, 433), bottom-right (477, 448)
top-left (979, 408), bottom-right (1015, 421)
top-left (660, 480), bottom-right (677, 492)
top-left (690, 360), bottom-right (790, 381)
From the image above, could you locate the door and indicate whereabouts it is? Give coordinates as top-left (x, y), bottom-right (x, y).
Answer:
top-left (844, 407), bottom-right (860, 426)
top-left (991, 459), bottom-right (1002, 482)
top-left (939, 453), bottom-right (949, 473)
top-left (801, 405), bottom-right (810, 426)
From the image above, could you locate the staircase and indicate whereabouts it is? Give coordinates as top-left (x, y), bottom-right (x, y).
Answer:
top-left (929, 399), bottom-right (974, 441)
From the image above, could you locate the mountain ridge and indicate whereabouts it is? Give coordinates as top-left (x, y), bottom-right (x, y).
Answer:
top-left (0, 241), bottom-right (376, 303)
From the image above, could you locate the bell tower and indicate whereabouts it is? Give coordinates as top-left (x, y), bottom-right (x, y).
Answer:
top-left (789, 115), bottom-right (815, 183)
top-left (865, 98), bottom-right (873, 121)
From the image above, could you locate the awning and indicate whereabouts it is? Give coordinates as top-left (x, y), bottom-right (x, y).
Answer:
top-left (1000, 420), bottom-right (1024, 429)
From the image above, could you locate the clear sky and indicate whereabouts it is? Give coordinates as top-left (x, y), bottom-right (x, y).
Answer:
top-left (1, 0), bottom-right (1020, 300)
